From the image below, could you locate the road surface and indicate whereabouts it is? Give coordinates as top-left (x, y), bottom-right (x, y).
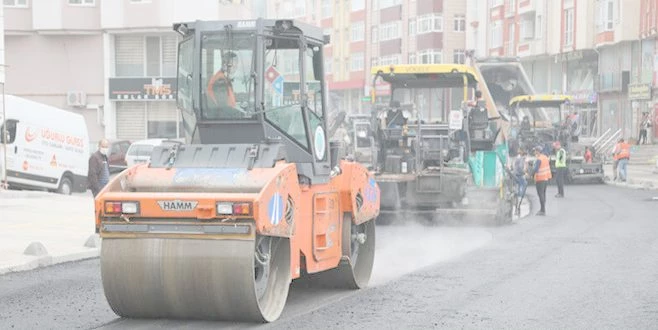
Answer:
top-left (1, 184), bottom-right (657, 329)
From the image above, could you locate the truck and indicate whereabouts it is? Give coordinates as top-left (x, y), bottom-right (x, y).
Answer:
top-left (0, 95), bottom-right (90, 194)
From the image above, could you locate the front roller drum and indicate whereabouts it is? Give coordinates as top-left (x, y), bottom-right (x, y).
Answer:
top-left (101, 236), bottom-right (291, 322)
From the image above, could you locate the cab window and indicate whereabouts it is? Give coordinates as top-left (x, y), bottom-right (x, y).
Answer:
top-left (263, 37), bottom-right (308, 149)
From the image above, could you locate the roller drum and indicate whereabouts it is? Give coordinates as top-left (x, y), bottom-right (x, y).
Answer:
top-left (100, 237), bottom-right (291, 322)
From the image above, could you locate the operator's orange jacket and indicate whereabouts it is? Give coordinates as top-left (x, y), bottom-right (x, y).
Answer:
top-left (534, 154), bottom-right (552, 182)
top-left (207, 71), bottom-right (236, 107)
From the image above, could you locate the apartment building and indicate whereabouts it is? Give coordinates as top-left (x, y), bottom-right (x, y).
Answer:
top-left (480, 0), bottom-right (646, 140)
top-left (271, 0), bottom-right (468, 114)
top-left (3, 0), bottom-right (265, 142)
top-left (639, 0), bottom-right (658, 140)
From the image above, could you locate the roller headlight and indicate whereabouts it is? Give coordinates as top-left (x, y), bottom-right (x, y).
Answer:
top-left (216, 202), bottom-right (233, 215)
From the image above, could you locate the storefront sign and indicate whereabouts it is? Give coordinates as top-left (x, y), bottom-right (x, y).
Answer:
top-left (109, 77), bottom-right (177, 101)
top-left (628, 83), bottom-right (652, 100)
top-left (567, 90), bottom-right (597, 104)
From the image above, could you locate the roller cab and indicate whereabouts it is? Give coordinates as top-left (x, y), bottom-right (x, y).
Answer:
top-left (95, 18), bottom-right (379, 323)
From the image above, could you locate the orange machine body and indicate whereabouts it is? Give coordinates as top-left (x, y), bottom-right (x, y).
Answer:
top-left (95, 159), bottom-right (380, 280)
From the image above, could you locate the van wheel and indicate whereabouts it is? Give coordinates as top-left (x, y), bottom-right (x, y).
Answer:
top-left (57, 176), bottom-right (73, 195)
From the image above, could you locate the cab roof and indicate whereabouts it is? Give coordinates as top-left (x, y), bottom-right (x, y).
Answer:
top-left (371, 64), bottom-right (478, 88)
top-left (509, 94), bottom-right (572, 108)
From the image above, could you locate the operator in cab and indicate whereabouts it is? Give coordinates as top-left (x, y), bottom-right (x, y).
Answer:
top-left (206, 51), bottom-right (237, 111)
top-left (384, 100), bottom-right (408, 128)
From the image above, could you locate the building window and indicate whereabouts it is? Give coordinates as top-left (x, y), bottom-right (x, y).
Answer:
top-left (372, 27), bottom-right (379, 43)
top-left (507, 22), bottom-right (515, 55)
top-left (536, 15), bottom-right (543, 39)
top-left (324, 59), bottom-right (332, 74)
top-left (418, 49), bottom-right (442, 64)
top-left (520, 19), bottom-right (535, 40)
top-left (379, 21), bottom-right (401, 41)
top-left (505, 0), bottom-right (515, 15)
top-left (115, 35), bottom-right (178, 77)
top-left (491, 0), bottom-right (503, 6)
top-left (409, 54), bottom-right (416, 64)
top-left (293, 0), bottom-right (306, 17)
top-left (379, 54), bottom-right (401, 66)
top-left (409, 19), bottom-right (416, 36)
top-left (490, 21), bottom-right (502, 48)
top-left (371, 57), bottom-right (379, 67)
top-left (453, 15), bottom-right (466, 32)
top-left (322, 0), bottom-right (332, 17)
top-left (417, 14), bottom-right (443, 34)
top-left (3, 0), bottom-right (27, 6)
top-left (68, 0), bottom-right (94, 5)
top-left (597, 0), bottom-right (615, 31)
top-left (564, 8), bottom-right (574, 46)
top-left (453, 49), bottom-right (465, 64)
top-left (352, 0), bottom-right (365, 11)
top-left (351, 22), bottom-right (365, 42)
top-left (378, 0), bottom-right (400, 9)
top-left (351, 53), bottom-right (365, 71)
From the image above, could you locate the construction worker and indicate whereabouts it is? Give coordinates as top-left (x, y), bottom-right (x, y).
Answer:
top-left (207, 51), bottom-right (237, 110)
top-left (584, 146), bottom-right (592, 163)
top-left (531, 145), bottom-right (552, 216)
top-left (553, 141), bottom-right (567, 198)
top-left (613, 138), bottom-right (631, 182)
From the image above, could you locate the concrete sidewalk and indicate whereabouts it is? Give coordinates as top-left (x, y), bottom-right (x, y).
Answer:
top-left (0, 189), bottom-right (99, 275)
top-left (603, 162), bottom-right (658, 190)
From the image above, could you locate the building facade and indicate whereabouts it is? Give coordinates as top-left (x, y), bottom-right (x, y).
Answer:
top-left (3, 0), bottom-right (266, 142)
top-left (271, 0), bottom-right (468, 114)
top-left (478, 0), bottom-right (650, 141)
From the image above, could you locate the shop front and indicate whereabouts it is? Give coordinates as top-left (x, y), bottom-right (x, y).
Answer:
top-left (109, 77), bottom-right (182, 141)
top-left (628, 83), bottom-right (652, 142)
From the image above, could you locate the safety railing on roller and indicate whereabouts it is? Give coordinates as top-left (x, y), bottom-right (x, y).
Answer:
top-left (592, 128), bottom-right (622, 164)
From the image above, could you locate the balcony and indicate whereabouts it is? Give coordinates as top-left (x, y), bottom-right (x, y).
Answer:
top-left (518, 0), bottom-right (536, 15)
top-left (516, 39), bottom-right (545, 57)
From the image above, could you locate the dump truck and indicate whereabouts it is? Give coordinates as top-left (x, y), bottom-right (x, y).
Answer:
top-left (94, 18), bottom-right (379, 323)
top-left (361, 64), bottom-right (514, 225)
top-left (509, 94), bottom-right (604, 183)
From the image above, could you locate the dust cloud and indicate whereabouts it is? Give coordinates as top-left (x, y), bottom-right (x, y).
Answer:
top-left (369, 221), bottom-right (492, 287)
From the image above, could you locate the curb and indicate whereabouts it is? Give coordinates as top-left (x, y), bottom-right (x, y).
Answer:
top-left (0, 235), bottom-right (101, 276)
top-left (604, 179), bottom-right (657, 191)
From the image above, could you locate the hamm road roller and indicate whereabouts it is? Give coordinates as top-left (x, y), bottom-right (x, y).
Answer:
top-left (95, 18), bottom-right (379, 322)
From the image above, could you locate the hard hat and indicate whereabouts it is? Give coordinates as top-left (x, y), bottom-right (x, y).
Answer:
top-left (553, 141), bottom-right (561, 148)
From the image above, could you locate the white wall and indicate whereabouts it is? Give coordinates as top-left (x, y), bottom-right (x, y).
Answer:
top-left (466, 0), bottom-right (488, 58)
top-left (0, 4), bottom-right (5, 84)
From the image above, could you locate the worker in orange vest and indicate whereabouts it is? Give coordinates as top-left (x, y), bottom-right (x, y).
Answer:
top-left (531, 145), bottom-right (552, 216)
top-left (207, 51), bottom-right (237, 111)
top-left (613, 138), bottom-right (631, 182)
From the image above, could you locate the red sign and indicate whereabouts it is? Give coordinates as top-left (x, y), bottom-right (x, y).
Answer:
top-left (265, 66), bottom-right (281, 84)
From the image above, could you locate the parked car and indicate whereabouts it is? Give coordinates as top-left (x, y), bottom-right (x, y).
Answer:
top-left (125, 139), bottom-right (183, 167)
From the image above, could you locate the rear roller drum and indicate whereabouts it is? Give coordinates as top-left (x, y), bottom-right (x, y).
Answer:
top-left (101, 235), bottom-right (291, 322)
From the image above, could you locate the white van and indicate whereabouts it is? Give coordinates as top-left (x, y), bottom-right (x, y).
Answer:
top-left (125, 139), bottom-right (182, 167)
top-left (0, 95), bottom-right (90, 194)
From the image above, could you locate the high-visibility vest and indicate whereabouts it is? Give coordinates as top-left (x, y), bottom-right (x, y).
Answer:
top-left (534, 154), bottom-right (552, 182)
top-left (207, 71), bottom-right (236, 107)
top-left (555, 148), bottom-right (567, 168)
top-left (617, 142), bottom-right (630, 159)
